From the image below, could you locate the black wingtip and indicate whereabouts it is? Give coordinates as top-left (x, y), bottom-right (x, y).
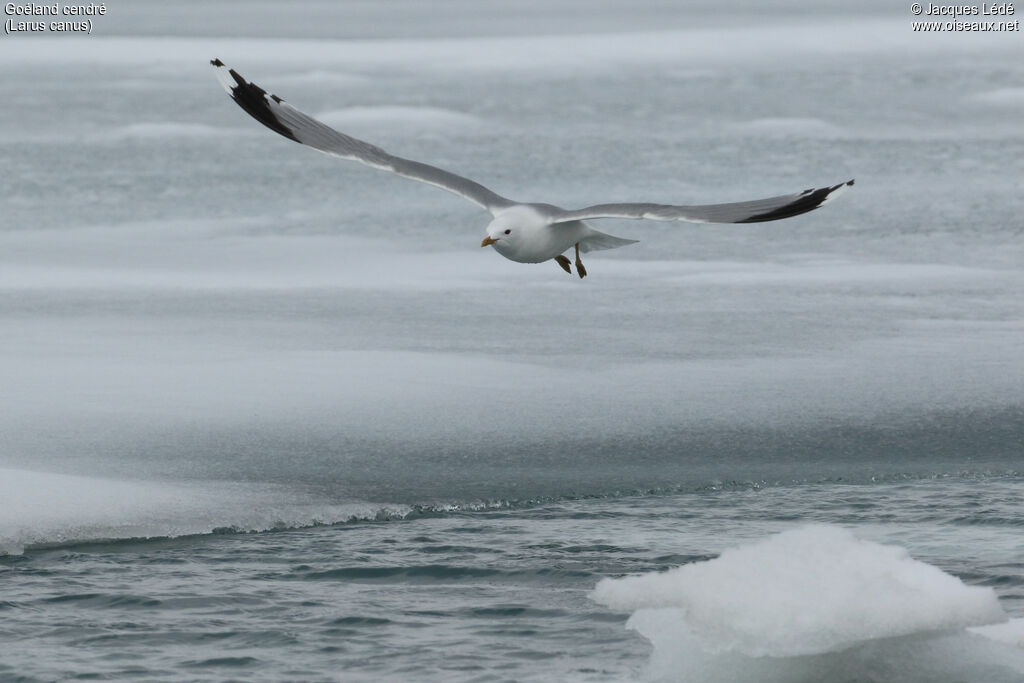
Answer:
top-left (214, 64), bottom-right (300, 144)
top-left (737, 180), bottom-right (853, 223)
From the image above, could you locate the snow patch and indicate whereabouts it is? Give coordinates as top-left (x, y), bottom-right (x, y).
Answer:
top-left (316, 106), bottom-right (483, 131)
top-left (969, 87), bottom-right (1024, 107)
top-left (730, 117), bottom-right (847, 139)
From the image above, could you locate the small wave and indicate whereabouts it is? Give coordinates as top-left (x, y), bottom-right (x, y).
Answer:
top-left (329, 616), bottom-right (392, 626)
top-left (183, 656), bottom-right (260, 669)
top-left (299, 565), bottom-right (504, 581)
top-left (42, 593), bottom-right (161, 609)
top-left (281, 564), bottom-right (591, 583)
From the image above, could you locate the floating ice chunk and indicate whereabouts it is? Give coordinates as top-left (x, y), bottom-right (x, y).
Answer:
top-left (592, 525), bottom-right (1004, 658)
top-left (624, 610), bottom-right (1024, 683)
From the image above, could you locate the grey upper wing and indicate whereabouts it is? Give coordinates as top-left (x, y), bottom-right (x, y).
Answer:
top-left (548, 180), bottom-right (854, 224)
top-left (211, 59), bottom-right (515, 214)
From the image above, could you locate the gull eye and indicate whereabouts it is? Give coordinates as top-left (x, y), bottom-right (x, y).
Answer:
top-left (504, 229), bottom-right (511, 235)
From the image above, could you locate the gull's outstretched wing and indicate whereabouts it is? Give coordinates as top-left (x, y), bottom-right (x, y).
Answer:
top-left (211, 59), bottom-right (515, 214)
top-left (548, 180), bottom-right (853, 224)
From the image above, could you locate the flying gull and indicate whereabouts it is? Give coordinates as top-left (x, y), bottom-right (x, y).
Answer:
top-left (212, 59), bottom-right (852, 278)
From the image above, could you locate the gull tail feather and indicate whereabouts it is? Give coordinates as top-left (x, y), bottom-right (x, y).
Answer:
top-left (579, 227), bottom-right (639, 254)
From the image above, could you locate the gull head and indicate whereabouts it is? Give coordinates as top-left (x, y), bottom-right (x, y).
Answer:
top-left (480, 215), bottom-right (522, 250)
top-left (480, 206), bottom-right (551, 261)
top-left (480, 227), bottom-right (514, 248)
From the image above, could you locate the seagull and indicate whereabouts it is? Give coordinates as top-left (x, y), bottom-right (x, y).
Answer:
top-left (211, 59), bottom-right (852, 279)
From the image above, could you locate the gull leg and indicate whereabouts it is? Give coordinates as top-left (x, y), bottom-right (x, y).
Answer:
top-left (574, 243), bottom-right (587, 279)
top-left (554, 255), bottom-right (572, 274)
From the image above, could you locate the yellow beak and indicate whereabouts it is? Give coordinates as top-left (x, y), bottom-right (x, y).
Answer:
top-left (481, 236), bottom-right (499, 247)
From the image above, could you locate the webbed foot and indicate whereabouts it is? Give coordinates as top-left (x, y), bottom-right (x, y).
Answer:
top-left (574, 242), bottom-right (587, 279)
top-left (554, 255), bottom-right (572, 274)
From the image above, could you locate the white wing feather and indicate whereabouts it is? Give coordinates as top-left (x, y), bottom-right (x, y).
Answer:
top-left (549, 181), bottom-right (854, 225)
top-left (212, 59), bottom-right (515, 215)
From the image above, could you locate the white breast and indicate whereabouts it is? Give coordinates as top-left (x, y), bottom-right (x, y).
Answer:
top-left (492, 215), bottom-right (586, 263)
